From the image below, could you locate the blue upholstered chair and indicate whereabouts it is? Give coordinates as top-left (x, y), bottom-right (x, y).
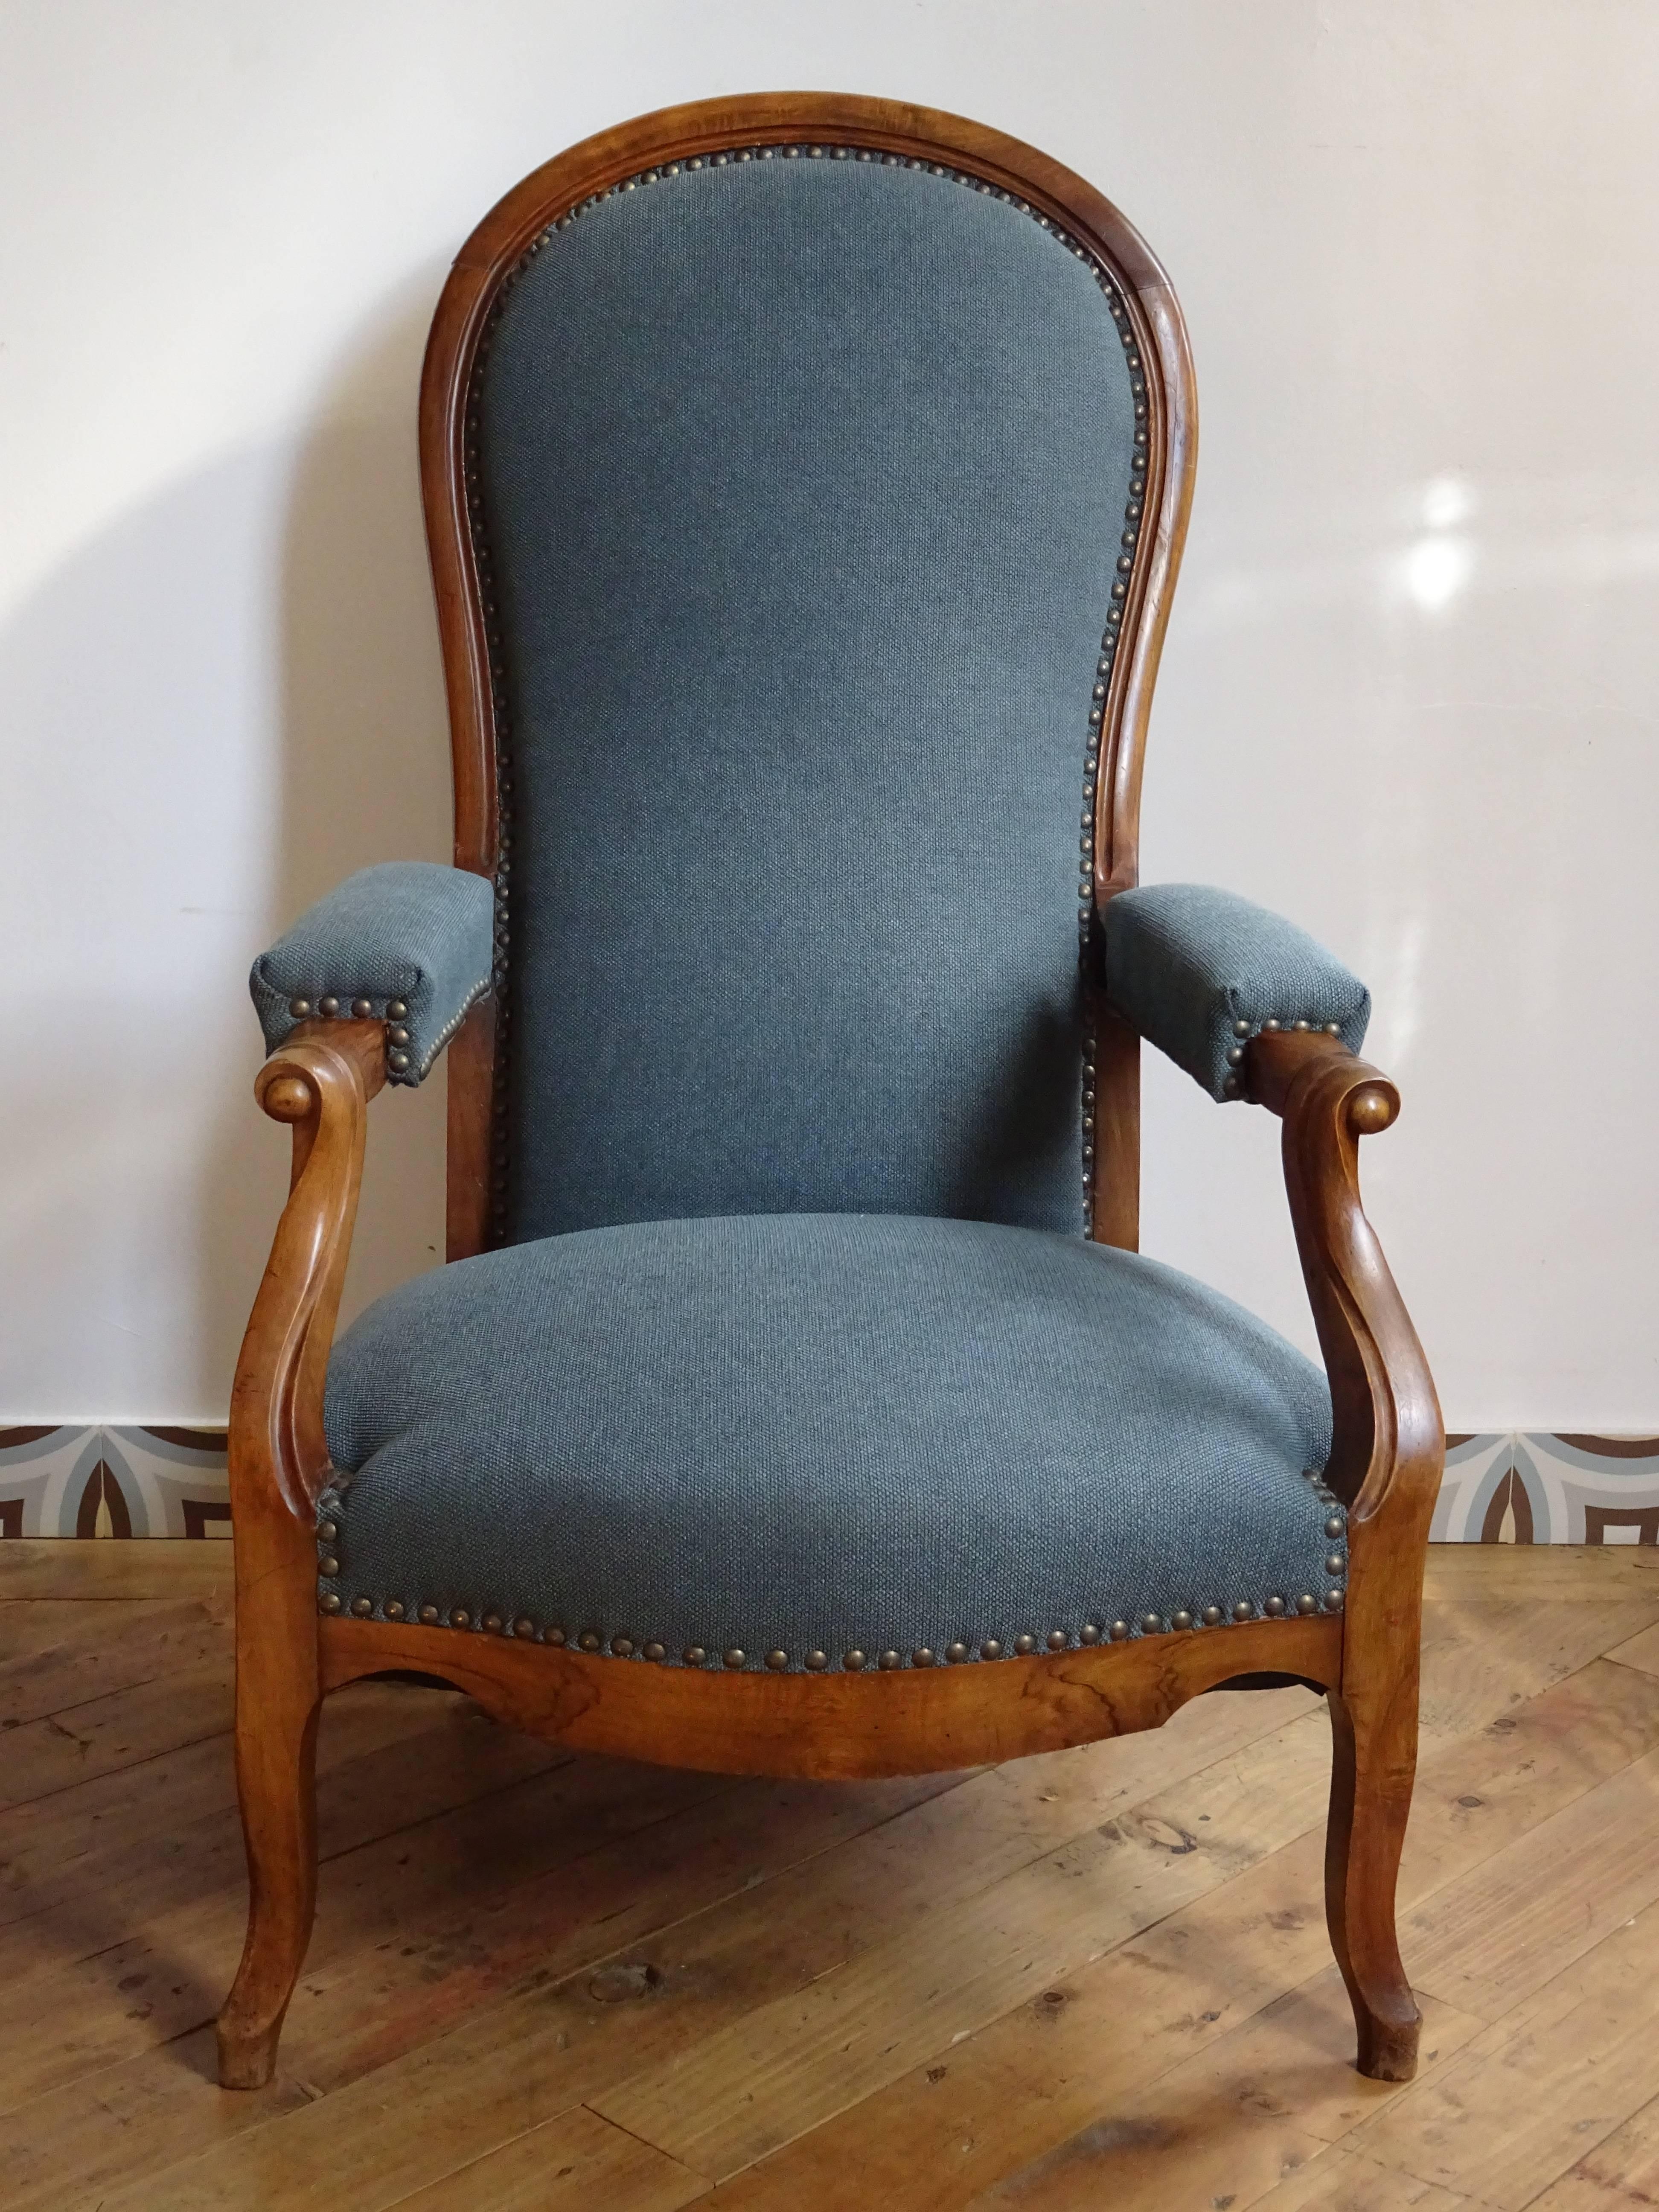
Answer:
top-left (219, 94), bottom-right (1443, 2093)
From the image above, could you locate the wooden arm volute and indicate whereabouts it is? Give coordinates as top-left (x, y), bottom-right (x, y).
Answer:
top-left (1245, 1030), bottom-right (1443, 1536)
top-left (230, 1021), bottom-right (386, 1533)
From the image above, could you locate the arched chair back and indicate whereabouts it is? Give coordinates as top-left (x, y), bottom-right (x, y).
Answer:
top-left (422, 99), bottom-right (1195, 1253)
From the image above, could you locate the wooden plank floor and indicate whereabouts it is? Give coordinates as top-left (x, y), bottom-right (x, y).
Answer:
top-left (6, 1543), bottom-right (1659, 2209)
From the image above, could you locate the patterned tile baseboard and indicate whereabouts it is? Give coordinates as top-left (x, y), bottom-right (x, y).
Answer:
top-left (0, 1427), bottom-right (230, 1540)
top-left (1435, 1433), bottom-right (1659, 1544)
top-left (5, 1427), bottom-right (1659, 1543)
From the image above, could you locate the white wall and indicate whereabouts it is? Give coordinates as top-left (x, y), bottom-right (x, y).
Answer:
top-left (3, 0), bottom-right (1655, 1425)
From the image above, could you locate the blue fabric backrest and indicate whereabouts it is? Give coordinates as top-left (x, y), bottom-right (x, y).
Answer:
top-left (472, 147), bottom-right (1137, 1239)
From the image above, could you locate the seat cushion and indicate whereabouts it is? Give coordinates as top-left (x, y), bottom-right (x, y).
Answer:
top-left (320, 1215), bottom-right (1345, 1671)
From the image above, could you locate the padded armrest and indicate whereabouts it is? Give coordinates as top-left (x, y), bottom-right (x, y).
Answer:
top-left (249, 862), bottom-right (494, 1086)
top-left (1102, 883), bottom-right (1370, 1101)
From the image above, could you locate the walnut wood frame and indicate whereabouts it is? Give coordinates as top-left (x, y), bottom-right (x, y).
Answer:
top-left (218, 93), bottom-right (1442, 2096)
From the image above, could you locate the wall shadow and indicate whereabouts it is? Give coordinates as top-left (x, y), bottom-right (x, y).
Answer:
top-left (0, 266), bottom-right (457, 1417)
top-left (272, 268), bottom-right (454, 919)
top-left (266, 266), bottom-right (458, 1337)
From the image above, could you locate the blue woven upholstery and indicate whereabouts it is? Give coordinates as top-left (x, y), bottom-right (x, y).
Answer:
top-left (320, 1214), bottom-right (1345, 1670)
top-left (472, 151), bottom-right (1136, 1238)
top-left (1104, 885), bottom-right (1370, 1100)
top-left (250, 863), bottom-right (493, 1084)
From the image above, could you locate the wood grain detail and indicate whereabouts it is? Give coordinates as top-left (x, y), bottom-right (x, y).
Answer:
top-left (320, 1612), bottom-right (1341, 1781)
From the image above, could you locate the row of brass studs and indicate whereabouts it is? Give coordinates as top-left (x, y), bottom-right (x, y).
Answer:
top-left (316, 1502), bottom-right (1348, 1662)
top-left (1222, 1016), bottom-right (1348, 1098)
top-left (466, 259), bottom-right (518, 1239)
top-left (314, 1589), bottom-right (1347, 1653)
top-left (285, 994), bottom-right (413, 1077)
top-left (467, 142), bottom-right (1157, 1246)
top-left (1080, 266), bottom-right (1152, 1223)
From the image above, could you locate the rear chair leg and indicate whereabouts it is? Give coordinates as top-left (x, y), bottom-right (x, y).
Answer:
top-left (1325, 1682), bottom-right (1421, 2081)
top-left (216, 1667), bottom-right (323, 2088)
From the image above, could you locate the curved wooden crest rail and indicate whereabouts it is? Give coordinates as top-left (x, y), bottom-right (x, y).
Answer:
top-left (218, 92), bottom-right (1442, 2097)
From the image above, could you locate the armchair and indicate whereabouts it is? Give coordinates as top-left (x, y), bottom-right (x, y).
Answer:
top-left (218, 92), bottom-right (1442, 2094)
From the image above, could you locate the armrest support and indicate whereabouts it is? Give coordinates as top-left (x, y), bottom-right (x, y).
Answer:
top-left (1102, 883), bottom-right (1370, 1100)
top-left (1247, 1029), bottom-right (1442, 1540)
top-left (230, 1020), bottom-right (384, 1537)
top-left (249, 862), bottom-right (494, 1086)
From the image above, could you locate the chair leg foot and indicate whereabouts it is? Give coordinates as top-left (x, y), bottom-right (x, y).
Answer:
top-left (1354, 2007), bottom-right (1422, 2084)
top-left (215, 1676), bottom-right (322, 2090)
top-left (216, 2012), bottom-right (285, 2091)
top-left (1326, 1685), bottom-right (1421, 2083)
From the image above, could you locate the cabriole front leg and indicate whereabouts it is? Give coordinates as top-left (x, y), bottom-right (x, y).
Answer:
top-left (1324, 1676), bottom-right (1422, 2080)
top-left (217, 1570), bottom-right (324, 2088)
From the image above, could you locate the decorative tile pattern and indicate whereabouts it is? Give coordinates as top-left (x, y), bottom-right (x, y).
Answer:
top-left (0, 1426), bottom-right (228, 1539)
top-left (102, 1428), bottom-right (233, 1538)
top-left (1434, 1432), bottom-right (1659, 1544)
top-left (5, 1427), bottom-right (1657, 1541)
top-left (0, 1428), bottom-right (107, 1539)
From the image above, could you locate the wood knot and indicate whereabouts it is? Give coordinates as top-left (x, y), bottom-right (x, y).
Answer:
top-left (587, 1961), bottom-right (661, 2003)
